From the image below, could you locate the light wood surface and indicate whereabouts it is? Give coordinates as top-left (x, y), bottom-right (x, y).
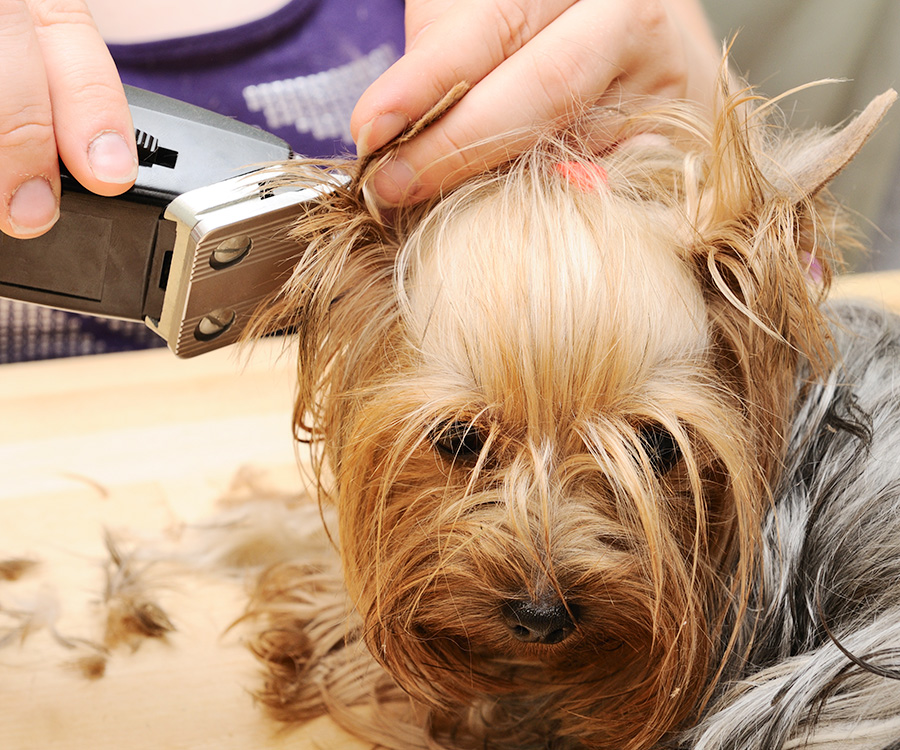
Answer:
top-left (0, 338), bottom-right (367, 750)
top-left (831, 269), bottom-right (900, 311)
top-left (1, 271), bottom-right (897, 749)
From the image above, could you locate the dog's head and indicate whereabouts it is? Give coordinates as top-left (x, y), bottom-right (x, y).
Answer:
top-left (253, 84), bottom-right (894, 748)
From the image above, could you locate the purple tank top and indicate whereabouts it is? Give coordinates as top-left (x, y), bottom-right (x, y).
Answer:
top-left (1, 0), bottom-right (405, 363)
top-left (109, 0), bottom-right (405, 157)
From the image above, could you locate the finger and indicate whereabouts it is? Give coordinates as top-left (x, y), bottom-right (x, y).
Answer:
top-left (0, 0), bottom-right (136, 239)
top-left (0, 0), bottom-right (61, 237)
top-left (371, 0), bottom-right (687, 205)
top-left (30, 0), bottom-right (137, 196)
top-left (403, 0), bottom-right (454, 51)
top-left (352, 0), bottom-right (575, 156)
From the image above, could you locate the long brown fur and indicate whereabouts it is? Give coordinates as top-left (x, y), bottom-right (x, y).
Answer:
top-left (245, 72), bottom-right (895, 749)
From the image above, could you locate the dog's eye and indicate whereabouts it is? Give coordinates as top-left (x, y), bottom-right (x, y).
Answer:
top-left (638, 423), bottom-right (681, 475)
top-left (432, 421), bottom-right (486, 461)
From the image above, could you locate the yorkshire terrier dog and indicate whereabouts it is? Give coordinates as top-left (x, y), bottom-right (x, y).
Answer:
top-left (246, 75), bottom-right (900, 749)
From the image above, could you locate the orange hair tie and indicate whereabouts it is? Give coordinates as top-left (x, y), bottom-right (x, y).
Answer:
top-left (555, 161), bottom-right (608, 192)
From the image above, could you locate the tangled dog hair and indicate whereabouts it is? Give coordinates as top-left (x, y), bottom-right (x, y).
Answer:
top-left (246, 74), bottom-right (900, 749)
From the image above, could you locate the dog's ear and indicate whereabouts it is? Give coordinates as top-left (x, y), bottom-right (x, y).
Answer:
top-left (696, 86), bottom-right (896, 234)
top-left (692, 85), bottom-right (895, 366)
top-left (765, 90), bottom-right (897, 203)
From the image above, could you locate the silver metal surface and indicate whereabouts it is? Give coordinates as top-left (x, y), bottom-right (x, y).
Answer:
top-left (147, 169), bottom-right (348, 357)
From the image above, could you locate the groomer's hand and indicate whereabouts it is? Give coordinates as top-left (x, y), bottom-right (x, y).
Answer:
top-left (352, 0), bottom-right (721, 206)
top-left (1, 0), bottom-right (136, 238)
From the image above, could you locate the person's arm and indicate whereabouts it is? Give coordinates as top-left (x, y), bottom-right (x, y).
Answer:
top-left (1, 0), bottom-right (136, 239)
top-left (351, 0), bottom-right (722, 206)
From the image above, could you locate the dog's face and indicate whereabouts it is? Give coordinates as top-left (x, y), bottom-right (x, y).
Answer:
top-left (255, 89), bottom-right (893, 748)
top-left (343, 178), bottom-right (733, 747)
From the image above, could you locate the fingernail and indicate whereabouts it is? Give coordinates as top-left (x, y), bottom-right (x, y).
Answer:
top-left (9, 177), bottom-right (59, 235)
top-left (371, 157), bottom-right (417, 207)
top-left (357, 112), bottom-right (409, 157)
top-left (88, 130), bottom-right (138, 184)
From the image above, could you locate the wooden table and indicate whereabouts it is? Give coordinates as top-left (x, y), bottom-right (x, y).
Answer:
top-left (0, 339), bottom-right (367, 750)
top-left (0, 271), bottom-right (897, 749)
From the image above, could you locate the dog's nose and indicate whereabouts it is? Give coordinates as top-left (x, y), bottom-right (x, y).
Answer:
top-left (501, 596), bottom-right (576, 645)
